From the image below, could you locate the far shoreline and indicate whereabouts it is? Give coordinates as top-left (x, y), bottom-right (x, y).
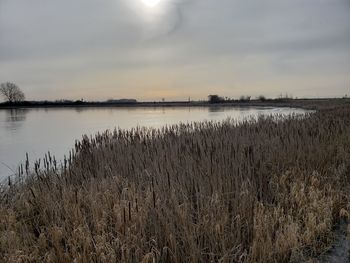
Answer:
top-left (0, 98), bottom-right (349, 111)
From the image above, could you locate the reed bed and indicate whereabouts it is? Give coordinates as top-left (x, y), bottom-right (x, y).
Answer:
top-left (1, 106), bottom-right (350, 262)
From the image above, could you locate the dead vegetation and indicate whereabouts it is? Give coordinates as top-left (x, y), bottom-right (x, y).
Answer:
top-left (1, 106), bottom-right (350, 262)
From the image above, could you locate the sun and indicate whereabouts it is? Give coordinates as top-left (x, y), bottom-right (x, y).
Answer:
top-left (141, 0), bottom-right (161, 7)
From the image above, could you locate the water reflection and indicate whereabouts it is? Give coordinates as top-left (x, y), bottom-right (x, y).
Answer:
top-left (74, 107), bottom-right (84, 113)
top-left (4, 109), bottom-right (28, 131)
top-left (208, 106), bottom-right (227, 113)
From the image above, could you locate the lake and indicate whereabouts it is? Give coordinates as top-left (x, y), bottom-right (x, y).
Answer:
top-left (0, 106), bottom-right (308, 180)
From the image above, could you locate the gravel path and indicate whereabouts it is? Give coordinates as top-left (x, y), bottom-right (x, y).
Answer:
top-left (318, 220), bottom-right (349, 263)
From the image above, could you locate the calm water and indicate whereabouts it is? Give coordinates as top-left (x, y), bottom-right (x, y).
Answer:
top-left (0, 106), bottom-right (307, 180)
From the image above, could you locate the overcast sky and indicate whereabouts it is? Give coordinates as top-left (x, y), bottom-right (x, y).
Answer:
top-left (0, 0), bottom-right (349, 101)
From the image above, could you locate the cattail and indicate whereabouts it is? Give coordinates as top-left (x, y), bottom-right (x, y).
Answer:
top-left (153, 190), bottom-right (156, 208)
top-left (128, 201), bottom-right (131, 221)
top-left (123, 206), bottom-right (126, 224)
top-left (25, 152), bottom-right (29, 173)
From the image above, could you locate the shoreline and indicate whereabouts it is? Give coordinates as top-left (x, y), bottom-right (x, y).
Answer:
top-left (0, 98), bottom-right (348, 110)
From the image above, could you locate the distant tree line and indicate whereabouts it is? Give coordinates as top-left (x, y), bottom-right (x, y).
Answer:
top-left (208, 94), bottom-right (254, 103)
top-left (0, 82), bottom-right (140, 107)
top-left (207, 94), bottom-right (298, 104)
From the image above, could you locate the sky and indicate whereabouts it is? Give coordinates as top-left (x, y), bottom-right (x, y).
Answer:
top-left (0, 0), bottom-right (349, 101)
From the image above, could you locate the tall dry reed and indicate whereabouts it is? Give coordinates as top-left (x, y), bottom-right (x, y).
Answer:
top-left (1, 105), bottom-right (350, 262)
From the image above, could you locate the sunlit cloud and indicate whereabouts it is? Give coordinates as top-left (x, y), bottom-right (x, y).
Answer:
top-left (141, 0), bottom-right (162, 7)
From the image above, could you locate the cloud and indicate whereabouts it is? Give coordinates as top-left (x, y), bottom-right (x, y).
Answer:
top-left (0, 0), bottom-right (349, 100)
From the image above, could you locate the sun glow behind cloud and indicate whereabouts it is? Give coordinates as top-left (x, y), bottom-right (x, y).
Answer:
top-left (123, 0), bottom-right (176, 40)
top-left (126, 0), bottom-right (169, 22)
top-left (141, 0), bottom-right (162, 7)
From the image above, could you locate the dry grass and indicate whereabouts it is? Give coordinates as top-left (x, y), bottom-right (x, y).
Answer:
top-left (1, 106), bottom-right (350, 262)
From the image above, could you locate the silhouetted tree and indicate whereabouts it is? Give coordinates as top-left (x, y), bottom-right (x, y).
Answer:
top-left (257, 95), bottom-right (266, 101)
top-left (239, 95), bottom-right (251, 102)
top-left (0, 82), bottom-right (25, 103)
top-left (208, 95), bottom-right (224, 103)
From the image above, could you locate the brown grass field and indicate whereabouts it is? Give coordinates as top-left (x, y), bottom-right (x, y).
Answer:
top-left (1, 103), bottom-right (350, 262)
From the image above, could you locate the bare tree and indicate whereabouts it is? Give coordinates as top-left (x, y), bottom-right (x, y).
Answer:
top-left (0, 82), bottom-right (25, 103)
top-left (208, 94), bottom-right (224, 104)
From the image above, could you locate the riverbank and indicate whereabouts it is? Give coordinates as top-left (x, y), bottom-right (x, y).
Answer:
top-left (0, 98), bottom-right (349, 111)
top-left (0, 104), bottom-right (349, 262)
